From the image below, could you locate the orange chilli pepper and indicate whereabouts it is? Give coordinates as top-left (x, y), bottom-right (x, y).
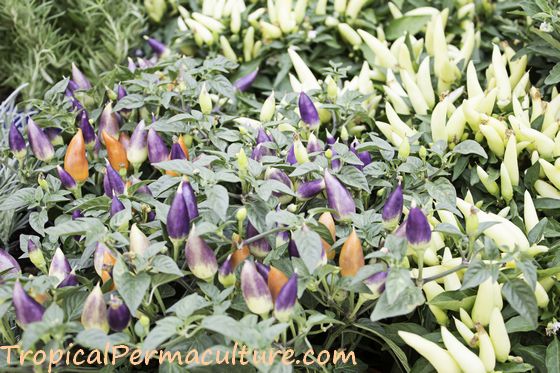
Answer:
top-left (230, 233), bottom-right (250, 269)
top-left (179, 134), bottom-right (190, 160)
top-left (268, 266), bottom-right (289, 301)
top-left (319, 212), bottom-right (336, 260)
top-left (64, 129), bottom-right (89, 182)
top-left (339, 228), bottom-right (365, 277)
top-left (102, 130), bottom-right (128, 171)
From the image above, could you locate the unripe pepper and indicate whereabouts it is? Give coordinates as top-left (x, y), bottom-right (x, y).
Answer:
top-left (398, 331), bottom-right (460, 373)
top-left (64, 129), bottom-right (88, 183)
top-left (339, 229), bottom-right (364, 277)
top-left (13, 281), bottom-right (45, 327)
top-left (441, 326), bottom-right (486, 373)
top-left (318, 212), bottom-right (336, 260)
top-left (102, 130), bottom-right (128, 171)
top-left (475, 323), bottom-right (495, 372)
top-left (489, 308), bottom-right (510, 362)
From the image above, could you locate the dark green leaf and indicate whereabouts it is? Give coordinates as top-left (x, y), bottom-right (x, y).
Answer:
top-left (502, 279), bottom-right (538, 329)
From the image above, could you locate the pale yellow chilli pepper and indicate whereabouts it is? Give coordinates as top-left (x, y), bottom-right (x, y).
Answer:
top-left (466, 60), bottom-right (484, 99)
top-left (230, 3), bottom-right (241, 33)
top-left (471, 278), bottom-right (497, 327)
top-left (374, 121), bottom-right (394, 142)
top-left (401, 70), bottom-right (429, 115)
top-left (267, 0), bottom-right (278, 24)
top-left (530, 87), bottom-right (545, 123)
top-left (398, 331), bottom-right (461, 373)
top-left (459, 21), bottom-right (475, 66)
top-left (192, 12), bottom-right (224, 33)
top-left (489, 308), bottom-right (510, 363)
top-left (446, 103), bottom-right (467, 144)
top-left (248, 8), bottom-right (265, 28)
top-left (345, 0), bottom-right (366, 21)
top-left (276, 0), bottom-right (295, 33)
top-left (475, 324), bottom-right (496, 373)
top-left (424, 14), bottom-right (435, 55)
top-left (325, 75), bottom-right (338, 101)
top-left (479, 88), bottom-right (498, 115)
top-left (513, 71), bottom-right (530, 98)
top-left (212, 0), bottom-right (225, 19)
top-left (338, 23), bottom-right (362, 48)
top-left (260, 92), bottom-right (276, 122)
top-left (184, 18), bottom-right (214, 45)
top-left (453, 317), bottom-right (476, 347)
top-left (476, 166), bottom-right (499, 198)
top-left (535, 179), bottom-right (560, 199)
top-left (315, 0), bottom-right (327, 15)
top-left (287, 48), bottom-right (321, 91)
top-left (387, 2), bottom-right (402, 18)
top-left (384, 86), bottom-right (410, 115)
top-left (422, 282), bottom-right (449, 326)
top-left (357, 62), bottom-right (373, 94)
top-left (398, 44), bottom-right (415, 74)
top-left (243, 27), bottom-right (254, 62)
top-left (523, 190), bottom-right (539, 234)
top-left (480, 124), bottom-right (505, 158)
top-left (252, 41), bottom-right (262, 59)
top-left (500, 163), bottom-right (513, 203)
top-left (538, 158), bottom-right (560, 190)
top-left (460, 308), bottom-right (475, 329)
top-left (542, 94), bottom-right (560, 137)
top-left (441, 326), bottom-right (486, 373)
top-left (198, 84), bottom-right (212, 115)
top-left (220, 37), bottom-right (237, 61)
top-left (522, 127), bottom-right (556, 159)
top-left (294, 0), bottom-right (307, 24)
top-left (504, 134), bottom-right (519, 186)
top-left (512, 96), bottom-right (530, 127)
top-left (357, 29), bottom-right (397, 69)
top-left (554, 132), bottom-right (560, 157)
top-left (463, 96), bottom-right (483, 131)
top-left (334, 0), bottom-right (347, 14)
top-left (385, 101), bottom-right (415, 138)
top-left (386, 68), bottom-right (407, 96)
top-left (432, 13), bottom-right (448, 76)
top-left (483, 115), bottom-right (507, 141)
top-left (288, 73), bottom-right (302, 92)
top-left (508, 54), bottom-right (528, 89)
top-left (260, 21), bottom-right (282, 40)
top-left (492, 44), bottom-right (512, 109)
top-left (431, 99), bottom-right (448, 146)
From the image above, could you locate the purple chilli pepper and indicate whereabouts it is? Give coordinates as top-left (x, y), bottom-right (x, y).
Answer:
top-left (79, 110), bottom-right (96, 148)
top-left (98, 102), bottom-right (120, 145)
top-left (166, 183), bottom-right (190, 248)
top-left (265, 168), bottom-right (294, 204)
top-left (127, 120), bottom-right (148, 169)
top-left (106, 160), bottom-right (125, 196)
top-left (66, 80), bottom-right (79, 95)
top-left (246, 221), bottom-right (271, 259)
top-left (406, 207), bottom-right (432, 250)
top-left (234, 69), bottom-right (259, 92)
top-left (382, 184), bottom-right (403, 231)
top-left (147, 128), bottom-right (169, 164)
top-left (287, 238), bottom-right (299, 258)
top-left (0, 249), bottom-right (21, 278)
top-left (296, 179), bottom-right (325, 200)
top-left (324, 169), bottom-right (355, 221)
top-left (27, 118), bottom-right (55, 162)
top-left (107, 295), bottom-right (131, 332)
top-left (298, 92), bottom-right (320, 129)
top-left (44, 128), bottom-right (63, 146)
top-left (127, 58), bottom-right (137, 73)
top-left (184, 226), bottom-right (218, 282)
top-left (57, 166), bottom-right (77, 191)
top-left (13, 281), bottom-right (45, 327)
top-left (255, 262), bottom-right (270, 281)
top-left (110, 195), bottom-right (125, 217)
top-left (145, 36), bottom-right (168, 57)
top-left (286, 143), bottom-right (297, 165)
top-left (241, 261), bottom-right (273, 316)
top-left (274, 274), bottom-right (297, 322)
top-left (363, 271), bottom-right (388, 299)
top-left (170, 141), bottom-right (187, 160)
top-left (71, 63), bottom-right (92, 90)
top-left (182, 178), bottom-right (199, 220)
top-left (325, 130), bottom-right (336, 146)
top-left (218, 254), bottom-right (236, 287)
top-left (256, 127), bottom-right (272, 144)
top-left (9, 122), bottom-right (26, 160)
top-left (350, 139), bottom-right (372, 170)
top-left (49, 248), bottom-right (77, 287)
top-left (117, 85), bottom-right (127, 101)
top-left (103, 172), bottom-right (113, 198)
top-left (306, 133), bottom-right (322, 154)
top-left (81, 284), bottom-right (109, 332)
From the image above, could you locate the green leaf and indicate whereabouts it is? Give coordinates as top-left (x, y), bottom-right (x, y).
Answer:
top-left (428, 291), bottom-right (476, 311)
top-left (528, 218), bottom-right (547, 244)
top-left (201, 184), bottom-right (229, 221)
top-left (292, 228), bottom-right (323, 273)
top-left (337, 166), bottom-right (369, 191)
top-left (461, 260), bottom-right (495, 290)
top-left (151, 256), bottom-right (184, 276)
top-left (545, 61), bottom-right (560, 84)
top-left (75, 329), bottom-right (130, 351)
top-left (168, 293), bottom-right (211, 319)
top-left (452, 140), bottom-right (488, 158)
top-left (142, 317), bottom-right (183, 352)
top-left (371, 286), bottom-right (425, 322)
top-left (546, 337), bottom-right (560, 373)
top-left (425, 178), bottom-right (457, 207)
top-left (534, 198), bottom-right (560, 210)
top-left (0, 188), bottom-right (35, 210)
top-left (29, 209), bottom-right (48, 236)
top-left (506, 315), bottom-right (537, 333)
top-left (385, 15), bottom-right (431, 40)
top-left (502, 279), bottom-right (538, 329)
top-left (113, 93), bottom-right (145, 111)
top-left (385, 268), bottom-right (414, 304)
top-left (112, 258), bottom-right (151, 314)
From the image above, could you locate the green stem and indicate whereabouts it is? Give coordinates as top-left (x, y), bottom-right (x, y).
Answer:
top-left (348, 293), bottom-right (367, 320)
top-left (421, 263), bottom-right (468, 284)
top-left (240, 226), bottom-right (286, 247)
top-left (416, 248), bottom-right (425, 287)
